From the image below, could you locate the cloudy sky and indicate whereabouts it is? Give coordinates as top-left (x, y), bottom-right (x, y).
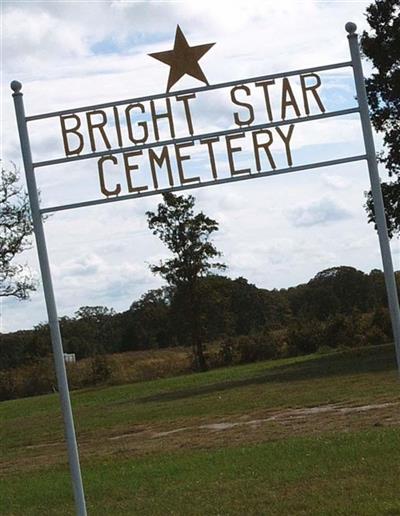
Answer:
top-left (2, 0), bottom-right (399, 333)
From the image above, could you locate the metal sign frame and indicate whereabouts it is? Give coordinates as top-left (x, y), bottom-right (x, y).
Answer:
top-left (10, 23), bottom-right (400, 516)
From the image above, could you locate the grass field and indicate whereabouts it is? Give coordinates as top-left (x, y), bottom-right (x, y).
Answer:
top-left (1, 345), bottom-right (400, 515)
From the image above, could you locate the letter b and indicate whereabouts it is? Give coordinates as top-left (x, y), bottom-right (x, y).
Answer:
top-left (60, 114), bottom-right (84, 156)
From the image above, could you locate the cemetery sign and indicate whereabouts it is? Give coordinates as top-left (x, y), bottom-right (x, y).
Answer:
top-left (11, 23), bottom-right (400, 516)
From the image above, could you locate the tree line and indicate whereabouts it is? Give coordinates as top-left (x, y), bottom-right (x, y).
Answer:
top-left (1, 265), bottom-right (397, 373)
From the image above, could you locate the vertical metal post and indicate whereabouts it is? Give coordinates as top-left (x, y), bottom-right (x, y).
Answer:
top-left (346, 22), bottom-right (400, 371)
top-left (11, 81), bottom-right (87, 516)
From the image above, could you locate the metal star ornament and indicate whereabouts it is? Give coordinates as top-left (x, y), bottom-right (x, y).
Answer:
top-left (149, 25), bottom-right (215, 92)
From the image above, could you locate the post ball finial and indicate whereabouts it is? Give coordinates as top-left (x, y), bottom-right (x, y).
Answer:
top-left (10, 80), bottom-right (22, 93)
top-left (345, 22), bottom-right (357, 34)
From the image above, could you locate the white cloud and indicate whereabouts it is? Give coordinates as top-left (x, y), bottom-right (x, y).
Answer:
top-left (288, 197), bottom-right (352, 227)
top-left (4, 8), bottom-right (88, 72)
top-left (322, 174), bottom-right (352, 190)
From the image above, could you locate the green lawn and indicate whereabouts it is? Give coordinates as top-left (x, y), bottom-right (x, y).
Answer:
top-left (1, 345), bottom-right (400, 515)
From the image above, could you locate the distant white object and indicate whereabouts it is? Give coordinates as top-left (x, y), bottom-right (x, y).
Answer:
top-left (64, 353), bottom-right (76, 364)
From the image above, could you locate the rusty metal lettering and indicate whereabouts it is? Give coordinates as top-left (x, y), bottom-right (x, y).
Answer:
top-left (275, 125), bottom-right (295, 167)
top-left (231, 85), bottom-right (255, 127)
top-left (113, 106), bottom-right (123, 147)
top-left (60, 114), bottom-right (84, 156)
top-left (123, 151), bottom-right (148, 193)
top-left (281, 78), bottom-right (301, 120)
top-left (252, 129), bottom-right (276, 171)
top-left (199, 136), bottom-right (220, 179)
top-left (175, 141), bottom-right (199, 184)
top-left (300, 73), bottom-right (326, 115)
top-left (43, 65), bottom-right (342, 202)
top-left (125, 103), bottom-right (148, 144)
top-left (150, 98), bottom-right (175, 141)
top-left (255, 79), bottom-right (275, 122)
top-left (86, 110), bottom-right (111, 152)
top-left (226, 132), bottom-right (251, 176)
top-left (175, 93), bottom-right (196, 135)
top-left (97, 155), bottom-right (121, 197)
top-left (149, 146), bottom-right (174, 189)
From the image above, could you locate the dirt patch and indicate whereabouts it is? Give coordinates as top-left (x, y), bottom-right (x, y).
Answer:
top-left (138, 402), bottom-right (400, 438)
top-left (200, 422), bottom-right (239, 431)
top-left (5, 400), bottom-right (399, 475)
top-left (102, 400), bottom-right (400, 462)
top-left (153, 427), bottom-right (190, 438)
top-left (25, 442), bottom-right (61, 450)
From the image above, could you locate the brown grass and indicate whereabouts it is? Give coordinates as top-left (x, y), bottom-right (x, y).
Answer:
top-left (0, 347), bottom-right (196, 401)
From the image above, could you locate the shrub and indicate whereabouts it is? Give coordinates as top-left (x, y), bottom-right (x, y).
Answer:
top-left (217, 334), bottom-right (279, 366)
top-left (371, 306), bottom-right (393, 339)
top-left (90, 354), bottom-right (112, 384)
top-left (363, 326), bottom-right (388, 347)
top-left (0, 358), bottom-right (55, 400)
top-left (218, 337), bottom-right (236, 366)
top-left (263, 329), bottom-right (291, 358)
top-left (0, 370), bottom-right (19, 400)
top-left (24, 358), bottom-right (56, 396)
top-left (287, 320), bottom-right (325, 354)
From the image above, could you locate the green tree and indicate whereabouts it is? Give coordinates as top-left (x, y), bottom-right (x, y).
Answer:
top-left (0, 162), bottom-right (36, 299)
top-left (74, 305), bottom-right (116, 324)
top-left (361, 0), bottom-right (400, 237)
top-left (122, 288), bottom-right (172, 350)
top-left (74, 306), bottom-right (117, 354)
top-left (146, 193), bottom-right (225, 371)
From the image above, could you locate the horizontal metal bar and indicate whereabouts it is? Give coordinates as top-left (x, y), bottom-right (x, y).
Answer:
top-left (26, 61), bottom-right (353, 122)
top-left (40, 154), bottom-right (366, 214)
top-left (33, 107), bottom-right (360, 169)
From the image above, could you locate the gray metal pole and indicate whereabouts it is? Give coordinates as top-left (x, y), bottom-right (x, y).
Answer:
top-left (11, 81), bottom-right (87, 516)
top-left (346, 22), bottom-right (400, 371)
